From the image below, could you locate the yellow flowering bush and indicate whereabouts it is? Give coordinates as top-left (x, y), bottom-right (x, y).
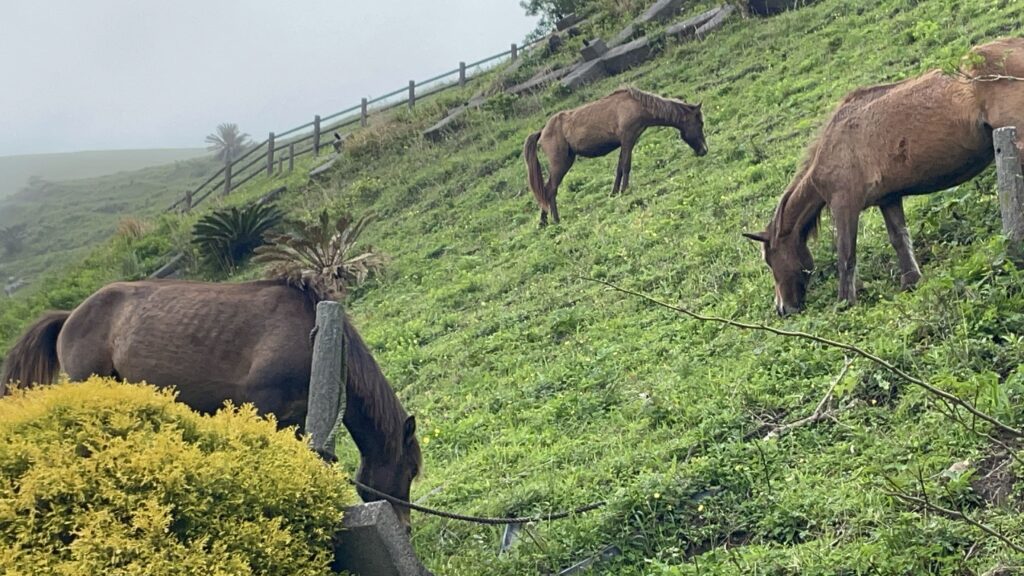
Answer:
top-left (0, 377), bottom-right (355, 575)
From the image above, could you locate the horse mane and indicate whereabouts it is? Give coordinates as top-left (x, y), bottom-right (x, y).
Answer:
top-left (770, 137), bottom-right (823, 240)
top-left (622, 86), bottom-right (694, 125)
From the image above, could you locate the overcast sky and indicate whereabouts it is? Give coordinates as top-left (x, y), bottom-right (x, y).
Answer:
top-left (0, 1), bottom-right (539, 157)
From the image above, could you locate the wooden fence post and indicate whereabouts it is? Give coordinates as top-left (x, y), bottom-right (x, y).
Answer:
top-left (313, 115), bottom-right (322, 156)
top-left (306, 301), bottom-right (346, 461)
top-left (289, 142), bottom-right (295, 172)
top-left (184, 189), bottom-right (193, 213)
top-left (361, 98), bottom-right (368, 127)
top-left (277, 155), bottom-right (283, 174)
top-left (994, 127), bottom-right (1024, 255)
top-left (408, 81), bottom-right (416, 110)
top-left (266, 133), bottom-right (275, 177)
top-left (511, 43), bottom-right (518, 60)
top-left (223, 161), bottom-right (233, 196)
top-left (459, 61), bottom-right (467, 86)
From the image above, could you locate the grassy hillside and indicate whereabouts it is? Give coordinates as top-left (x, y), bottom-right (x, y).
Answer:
top-left (0, 153), bottom-right (219, 283)
top-left (5, 0), bottom-right (1024, 574)
top-left (0, 148), bottom-right (206, 200)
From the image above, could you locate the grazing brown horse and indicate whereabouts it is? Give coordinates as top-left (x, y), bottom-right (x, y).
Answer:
top-left (524, 87), bottom-right (708, 226)
top-left (0, 280), bottom-right (422, 529)
top-left (744, 37), bottom-right (1024, 315)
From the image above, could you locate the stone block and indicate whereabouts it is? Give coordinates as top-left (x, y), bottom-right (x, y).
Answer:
top-left (695, 4), bottom-right (735, 39)
top-left (581, 38), bottom-right (609, 61)
top-left (560, 59), bottom-right (609, 90)
top-left (509, 66), bottom-right (574, 95)
top-left (422, 107), bottom-right (469, 142)
top-left (555, 13), bottom-right (584, 31)
top-left (333, 502), bottom-right (433, 576)
top-left (638, 0), bottom-right (685, 23)
top-left (601, 36), bottom-right (654, 75)
top-left (666, 6), bottom-right (723, 40)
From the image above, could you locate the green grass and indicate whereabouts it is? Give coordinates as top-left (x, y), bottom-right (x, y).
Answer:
top-left (6, 0), bottom-right (1024, 573)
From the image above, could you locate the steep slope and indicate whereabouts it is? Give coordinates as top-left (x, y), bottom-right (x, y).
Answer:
top-left (5, 0), bottom-right (1024, 574)
top-left (296, 1), bottom-right (1024, 573)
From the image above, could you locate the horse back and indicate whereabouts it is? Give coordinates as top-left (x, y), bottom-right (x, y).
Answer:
top-left (58, 280), bottom-right (316, 420)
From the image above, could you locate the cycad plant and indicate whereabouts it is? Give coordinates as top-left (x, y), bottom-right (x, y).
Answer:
top-left (192, 203), bottom-right (283, 274)
top-left (205, 123), bottom-right (252, 164)
top-left (254, 210), bottom-right (387, 301)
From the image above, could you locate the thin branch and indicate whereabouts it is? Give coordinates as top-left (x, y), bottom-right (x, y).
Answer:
top-left (765, 357), bottom-right (854, 440)
top-left (581, 277), bottom-right (1024, 440)
top-left (884, 483), bottom-right (1024, 555)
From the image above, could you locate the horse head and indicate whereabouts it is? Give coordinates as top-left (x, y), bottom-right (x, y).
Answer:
top-left (679, 102), bottom-right (707, 157)
top-left (354, 414), bottom-right (422, 532)
top-left (743, 227), bottom-right (814, 316)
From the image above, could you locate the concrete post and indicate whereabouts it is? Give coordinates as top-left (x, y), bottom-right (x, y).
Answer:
top-left (313, 115), bottom-right (322, 156)
top-left (361, 97), bottom-right (369, 127)
top-left (408, 81), bottom-right (416, 110)
top-left (511, 43), bottom-right (518, 60)
top-left (289, 142), bottom-right (295, 172)
top-left (459, 61), bottom-right (466, 86)
top-left (994, 127), bottom-right (1024, 255)
top-left (305, 301), bottom-right (346, 460)
top-left (266, 132), bottom-right (275, 177)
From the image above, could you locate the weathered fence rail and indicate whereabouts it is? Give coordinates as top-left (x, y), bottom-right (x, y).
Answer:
top-left (170, 36), bottom-right (546, 214)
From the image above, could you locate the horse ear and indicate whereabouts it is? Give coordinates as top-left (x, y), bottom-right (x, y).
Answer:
top-left (743, 231), bottom-right (768, 243)
top-left (403, 415), bottom-right (417, 445)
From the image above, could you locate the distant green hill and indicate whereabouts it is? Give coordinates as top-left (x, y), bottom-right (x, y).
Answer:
top-left (0, 148), bottom-right (207, 200)
top-left (0, 152), bottom-right (220, 283)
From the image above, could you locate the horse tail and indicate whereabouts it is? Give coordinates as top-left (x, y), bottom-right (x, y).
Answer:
top-left (0, 311), bottom-right (70, 394)
top-left (524, 131), bottom-right (549, 210)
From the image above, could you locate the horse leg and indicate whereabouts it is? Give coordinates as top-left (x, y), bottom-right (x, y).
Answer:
top-left (879, 199), bottom-right (922, 290)
top-left (547, 152), bottom-right (574, 225)
top-left (832, 204), bottom-right (860, 305)
top-left (618, 141), bottom-right (636, 194)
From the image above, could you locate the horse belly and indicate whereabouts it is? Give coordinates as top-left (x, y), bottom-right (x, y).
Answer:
top-left (575, 140), bottom-right (621, 158)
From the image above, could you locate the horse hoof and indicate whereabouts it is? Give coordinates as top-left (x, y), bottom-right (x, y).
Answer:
top-left (900, 271), bottom-right (922, 290)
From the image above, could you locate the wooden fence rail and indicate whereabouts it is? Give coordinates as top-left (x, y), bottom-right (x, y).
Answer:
top-left (168, 36), bottom-right (545, 213)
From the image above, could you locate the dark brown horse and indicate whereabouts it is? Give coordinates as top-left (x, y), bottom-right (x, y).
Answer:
top-left (524, 87), bottom-right (707, 226)
top-left (0, 279), bottom-right (422, 529)
top-left (744, 37), bottom-right (1024, 315)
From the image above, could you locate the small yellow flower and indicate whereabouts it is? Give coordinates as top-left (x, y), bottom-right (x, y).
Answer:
top-left (697, 504), bottom-right (704, 512)
top-left (434, 428), bottom-right (440, 436)
top-left (653, 492), bottom-right (661, 500)
top-left (422, 436), bottom-right (431, 445)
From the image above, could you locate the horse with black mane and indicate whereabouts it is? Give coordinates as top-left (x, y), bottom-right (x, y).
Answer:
top-left (1, 279), bottom-right (422, 530)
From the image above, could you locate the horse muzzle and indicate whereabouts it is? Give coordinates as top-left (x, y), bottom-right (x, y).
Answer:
top-left (695, 144), bottom-right (708, 157)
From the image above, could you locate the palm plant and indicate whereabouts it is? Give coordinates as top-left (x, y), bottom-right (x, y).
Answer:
top-left (205, 123), bottom-right (252, 164)
top-left (192, 203), bottom-right (283, 273)
top-left (254, 210), bottom-right (387, 301)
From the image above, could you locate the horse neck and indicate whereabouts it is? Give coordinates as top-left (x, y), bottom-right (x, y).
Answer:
top-left (772, 174), bottom-right (825, 241)
top-left (647, 99), bottom-right (688, 129)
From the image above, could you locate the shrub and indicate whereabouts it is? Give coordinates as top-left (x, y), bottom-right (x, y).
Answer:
top-left (0, 378), bottom-right (355, 575)
top-left (192, 202), bottom-right (283, 273)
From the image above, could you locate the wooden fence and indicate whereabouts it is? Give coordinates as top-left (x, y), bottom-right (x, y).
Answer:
top-left (168, 37), bottom-right (546, 214)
